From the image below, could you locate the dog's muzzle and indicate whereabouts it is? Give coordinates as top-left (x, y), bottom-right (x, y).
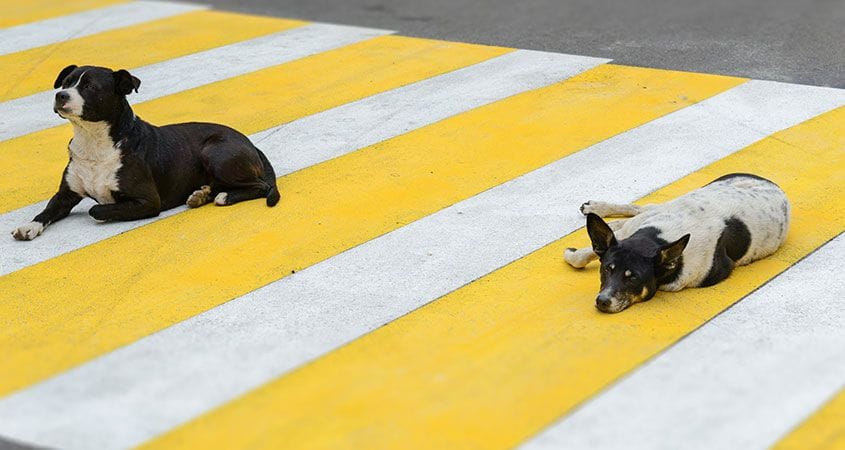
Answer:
top-left (596, 289), bottom-right (629, 313)
top-left (54, 91), bottom-right (71, 114)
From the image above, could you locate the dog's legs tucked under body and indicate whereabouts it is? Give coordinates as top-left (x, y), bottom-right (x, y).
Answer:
top-left (198, 136), bottom-right (276, 208)
top-left (580, 201), bottom-right (647, 218)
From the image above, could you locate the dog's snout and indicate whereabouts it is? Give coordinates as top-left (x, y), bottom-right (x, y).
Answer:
top-left (55, 91), bottom-right (70, 104)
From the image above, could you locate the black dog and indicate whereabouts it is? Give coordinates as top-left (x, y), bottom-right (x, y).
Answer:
top-left (12, 65), bottom-right (279, 241)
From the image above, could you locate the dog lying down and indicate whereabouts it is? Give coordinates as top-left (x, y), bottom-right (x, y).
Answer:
top-left (12, 65), bottom-right (280, 241)
top-left (565, 173), bottom-right (790, 313)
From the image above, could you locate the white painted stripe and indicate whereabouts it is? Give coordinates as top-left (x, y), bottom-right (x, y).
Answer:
top-left (521, 233), bottom-right (845, 450)
top-left (0, 50), bottom-right (607, 277)
top-left (1, 81), bottom-right (842, 450)
top-left (0, 1), bottom-right (205, 57)
top-left (0, 23), bottom-right (390, 141)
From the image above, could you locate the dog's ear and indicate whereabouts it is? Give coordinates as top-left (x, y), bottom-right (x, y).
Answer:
top-left (586, 213), bottom-right (617, 257)
top-left (656, 234), bottom-right (690, 269)
top-left (53, 65), bottom-right (78, 89)
top-left (113, 69), bottom-right (140, 95)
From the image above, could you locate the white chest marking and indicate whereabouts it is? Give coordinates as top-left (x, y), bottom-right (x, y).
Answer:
top-left (65, 121), bottom-right (122, 204)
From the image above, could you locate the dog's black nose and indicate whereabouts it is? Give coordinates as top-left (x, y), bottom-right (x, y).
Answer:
top-left (596, 295), bottom-right (612, 310)
top-left (55, 91), bottom-right (70, 103)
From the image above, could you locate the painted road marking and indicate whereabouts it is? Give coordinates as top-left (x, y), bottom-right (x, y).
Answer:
top-left (0, 9), bottom-right (304, 104)
top-left (141, 105), bottom-right (845, 450)
top-left (0, 0), bottom-right (125, 28)
top-left (0, 46), bottom-right (600, 276)
top-left (8, 74), bottom-right (843, 449)
top-left (250, 49), bottom-right (605, 175)
top-left (0, 23), bottom-right (393, 212)
top-left (0, 1), bottom-right (204, 56)
top-left (0, 64), bottom-right (742, 449)
top-left (522, 232), bottom-right (845, 450)
top-left (0, 49), bottom-right (607, 400)
top-left (773, 388), bottom-right (845, 450)
top-left (1, 2), bottom-right (843, 449)
top-left (0, 20), bottom-right (393, 143)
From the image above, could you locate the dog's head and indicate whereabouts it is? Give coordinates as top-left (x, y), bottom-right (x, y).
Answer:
top-left (586, 213), bottom-right (689, 313)
top-left (52, 65), bottom-right (140, 122)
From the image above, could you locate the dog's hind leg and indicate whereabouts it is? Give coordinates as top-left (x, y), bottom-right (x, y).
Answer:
top-left (564, 247), bottom-right (598, 268)
top-left (202, 135), bottom-right (275, 207)
top-left (580, 201), bottom-right (647, 218)
top-left (213, 186), bottom-right (268, 206)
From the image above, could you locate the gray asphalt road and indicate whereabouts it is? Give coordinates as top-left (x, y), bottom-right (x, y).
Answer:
top-left (184, 0), bottom-right (844, 88)
top-left (0, 436), bottom-right (43, 450)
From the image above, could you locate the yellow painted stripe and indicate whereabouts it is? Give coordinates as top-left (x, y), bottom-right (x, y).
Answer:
top-left (0, 10), bottom-right (303, 102)
top-left (0, 0), bottom-right (125, 28)
top-left (143, 106), bottom-right (845, 450)
top-left (0, 65), bottom-right (742, 397)
top-left (773, 389), bottom-right (845, 450)
top-left (0, 36), bottom-right (509, 214)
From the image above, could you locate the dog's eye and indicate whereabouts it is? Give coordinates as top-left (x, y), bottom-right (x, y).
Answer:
top-left (625, 271), bottom-right (638, 281)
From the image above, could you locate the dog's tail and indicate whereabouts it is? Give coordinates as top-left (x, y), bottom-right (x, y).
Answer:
top-left (266, 182), bottom-right (281, 207)
top-left (257, 149), bottom-right (281, 207)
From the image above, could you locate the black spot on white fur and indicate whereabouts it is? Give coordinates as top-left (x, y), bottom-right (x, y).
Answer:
top-left (700, 216), bottom-right (751, 286)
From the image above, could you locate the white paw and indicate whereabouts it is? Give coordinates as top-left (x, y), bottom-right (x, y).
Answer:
top-left (564, 247), bottom-right (594, 269)
top-left (214, 192), bottom-right (228, 206)
top-left (563, 247), bottom-right (580, 266)
top-left (11, 221), bottom-right (44, 241)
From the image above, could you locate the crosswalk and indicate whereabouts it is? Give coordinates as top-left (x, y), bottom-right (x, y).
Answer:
top-left (0, 1), bottom-right (842, 449)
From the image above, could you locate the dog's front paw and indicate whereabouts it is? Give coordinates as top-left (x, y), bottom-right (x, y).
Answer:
top-left (11, 221), bottom-right (44, 241)
top-left (88, 205), bottom-right (109, 221)
top-left (563, 247), bottom-right (580, 266)
top-left (580, 201), bottom-right (593, 215)
top-left (214, 192), bottom-right (228, 206)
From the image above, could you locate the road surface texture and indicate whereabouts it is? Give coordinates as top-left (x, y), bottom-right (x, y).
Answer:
top-left (0, 1), bottom-right (842, 449)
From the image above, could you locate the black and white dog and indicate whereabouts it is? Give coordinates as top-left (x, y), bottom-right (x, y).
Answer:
top-left (11, 65), bottom-right (280, 241)
top-left (565, 173), bottom-right (790, 313)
